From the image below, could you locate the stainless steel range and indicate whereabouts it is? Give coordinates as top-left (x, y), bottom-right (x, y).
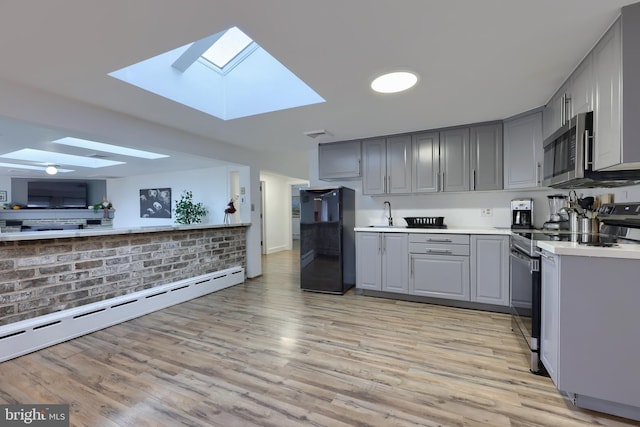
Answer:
top-left (510, 230), bottom-right (567, 374)
top-left (510, 202), bottom-right (640, 375)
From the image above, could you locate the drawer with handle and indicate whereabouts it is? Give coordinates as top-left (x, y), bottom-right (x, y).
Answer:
top-left (408, 234), bottom-right (470, 245)
top-left (408, 242), bottom-right (470, 256)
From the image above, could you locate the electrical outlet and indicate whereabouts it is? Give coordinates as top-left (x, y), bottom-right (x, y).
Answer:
top-left (481, 208), bottom-right (493, 217)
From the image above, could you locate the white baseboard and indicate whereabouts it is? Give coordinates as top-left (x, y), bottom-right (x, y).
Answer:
top-left (266, 244), bottom-right (289, 254)
top-left (0, 266), bottom-right (244, 363)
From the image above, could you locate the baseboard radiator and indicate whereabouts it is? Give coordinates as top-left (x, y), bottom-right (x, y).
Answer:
top-left (0, 266), bottom-right (245, 363)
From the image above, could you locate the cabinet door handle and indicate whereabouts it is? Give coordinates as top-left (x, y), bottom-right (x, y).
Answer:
top-left (388, 175), bottom-right (391, 193)
top-left (536, 162), bottom-right (541, 185)
top-left (472, 169), bottom-right (476, 191)
top-left (560, 94), bottom-right (565, 125)
top-left (441, 172), bottom-right (445, 191)
top-left (427, 238), bottom-right (452, 243)
top-left (410, 258), bottom-right (414, 278)
top-left (378, 234), bottom-right (382, 254)
top-left (426, 249), bottom-right (452, 254)
top-left (382, 234), bottom-right (386, 254)
top-left (358, 159), bottom-right (361, 176)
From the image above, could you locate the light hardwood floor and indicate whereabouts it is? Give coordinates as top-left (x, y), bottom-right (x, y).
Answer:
top-left (0, 247), bottom-right (637, 426)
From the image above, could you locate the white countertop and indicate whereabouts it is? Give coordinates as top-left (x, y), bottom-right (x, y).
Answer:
top-left (0, 223), bottom-right (251, 242)
top-left (354, 226), bottom-right (511, 235)
top-left (356, 226), bottom-right (640, 259)
top-left (537, 240), bottom-right (640, 259)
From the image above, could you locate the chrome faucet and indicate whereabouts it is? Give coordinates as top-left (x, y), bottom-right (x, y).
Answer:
top-left (383, 201), bottom-right (393, 226)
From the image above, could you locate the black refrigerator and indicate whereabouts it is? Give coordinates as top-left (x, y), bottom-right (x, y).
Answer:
top-left (299, 186), bottom-right (355, 294)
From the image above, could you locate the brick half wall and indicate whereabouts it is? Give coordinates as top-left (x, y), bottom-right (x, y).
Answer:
top-left (0, 226), bottom-right (247, 326)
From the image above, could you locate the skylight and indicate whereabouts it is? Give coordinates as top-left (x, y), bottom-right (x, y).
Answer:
top-left (109, 26), bottom-right (325, 120)
top-left (201, 27), bottom-right (253, 70)
top-left (0, 149), bottom-right (125, 168)
top-left (52, 137), bottom-right (168, 159)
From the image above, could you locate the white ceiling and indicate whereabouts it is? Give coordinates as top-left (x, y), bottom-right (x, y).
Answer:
top-left (0, 0), bottom-right (635, 179)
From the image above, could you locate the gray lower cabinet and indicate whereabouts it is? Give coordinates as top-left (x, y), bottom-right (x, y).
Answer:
top-left (540, 250), bottom-right (559, 383)
top-left (409, 234), bottom-right (470, 300)
top-left (357, 232), bottom-right (510, 308)
top-left (539, 249), bottom-right (640, 419)
top-left (503, 110), bottom-right (543, 189)
top-left (410, 254), bottom-right (470, 300)
top-left (470, 123), bottom-right (503, 191)
top-left (470, 235), bottom-right (509, 305)
top-left (356, 232), bottom-right (407, 292)
top-left (318, 140), bottom-right (361, 180)
top-left (356, 232), bottom-right (382, 290)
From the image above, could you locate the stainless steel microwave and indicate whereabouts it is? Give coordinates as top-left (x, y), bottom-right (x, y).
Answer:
top-left (542, 112), bottom-right (640, 188)
top-left (542, 112), bottom-right (592, 188)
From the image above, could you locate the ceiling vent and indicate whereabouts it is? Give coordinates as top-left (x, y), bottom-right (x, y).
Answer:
top-left (303, 129), bottom-right (332, 139)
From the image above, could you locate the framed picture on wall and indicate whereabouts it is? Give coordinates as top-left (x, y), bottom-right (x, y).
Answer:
top-left (140, 188), bottom-right (171, 218)
top-left (0, 190), bottom-right (6, 203)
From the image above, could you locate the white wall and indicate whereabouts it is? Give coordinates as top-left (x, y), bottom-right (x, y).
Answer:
top-left (0, 80), bottom-right (310, 279)
top-left (307, 146), bottom-right (640, 230)
top-left (108, 166), bottom-right (229, 228)
top-left (106, 164), bottom-right (262, 278)
top-left (260, 172), bottom-right (307, 254)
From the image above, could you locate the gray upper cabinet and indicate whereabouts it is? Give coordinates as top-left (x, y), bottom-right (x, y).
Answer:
top-left (318, 140), bottom-right (361, 181)
top-left (470, 123), bottom-right (503, 191)
top-left (362, 136), bottom-right (412, 195)
top-left (362, 138), bottom-right (387, 195)
top-left (412, 132), bottom-right (439, 193)
top-left (503, 110), bottom-right (543, 189)
top-left (543, 81), bottom-right (570, 140)
top-left (440, 128), bottom-right (470, 192)
top-left (542, 3), bottom-right (640, 172)
top-left (386, 135), bottom-right (412, 194)
top-left (544, 56), bottom-right (593, 142)
top-left (570, 55), bottom-right (594, 116)
top-left (593, 18), bottom-right (622, 171)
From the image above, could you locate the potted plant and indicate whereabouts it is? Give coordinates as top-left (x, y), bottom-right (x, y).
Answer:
top-left (174, 190), bottom-right (208, 224)
top-left (93, 197), bottom-right (114, 219)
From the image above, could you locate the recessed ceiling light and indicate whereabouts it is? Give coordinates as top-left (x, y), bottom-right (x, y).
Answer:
top-left (371, 71), bottom-right (418, 94)
top-left (45, 165), bottom-right (58, 175)
top-left (52, 137), bottom-right (169, 159)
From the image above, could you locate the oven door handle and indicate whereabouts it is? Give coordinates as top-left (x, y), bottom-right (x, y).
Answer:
top-left (535, 250), bottom-right (556, 263)
top-left (510, 248), bottom-right (540, 272)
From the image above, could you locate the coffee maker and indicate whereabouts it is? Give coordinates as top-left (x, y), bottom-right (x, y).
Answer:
top-left (511, 199), bottom-right (533, 229)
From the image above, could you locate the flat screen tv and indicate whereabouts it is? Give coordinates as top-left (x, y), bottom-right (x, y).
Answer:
top-left (27, 181), bottom-right (88, 208)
